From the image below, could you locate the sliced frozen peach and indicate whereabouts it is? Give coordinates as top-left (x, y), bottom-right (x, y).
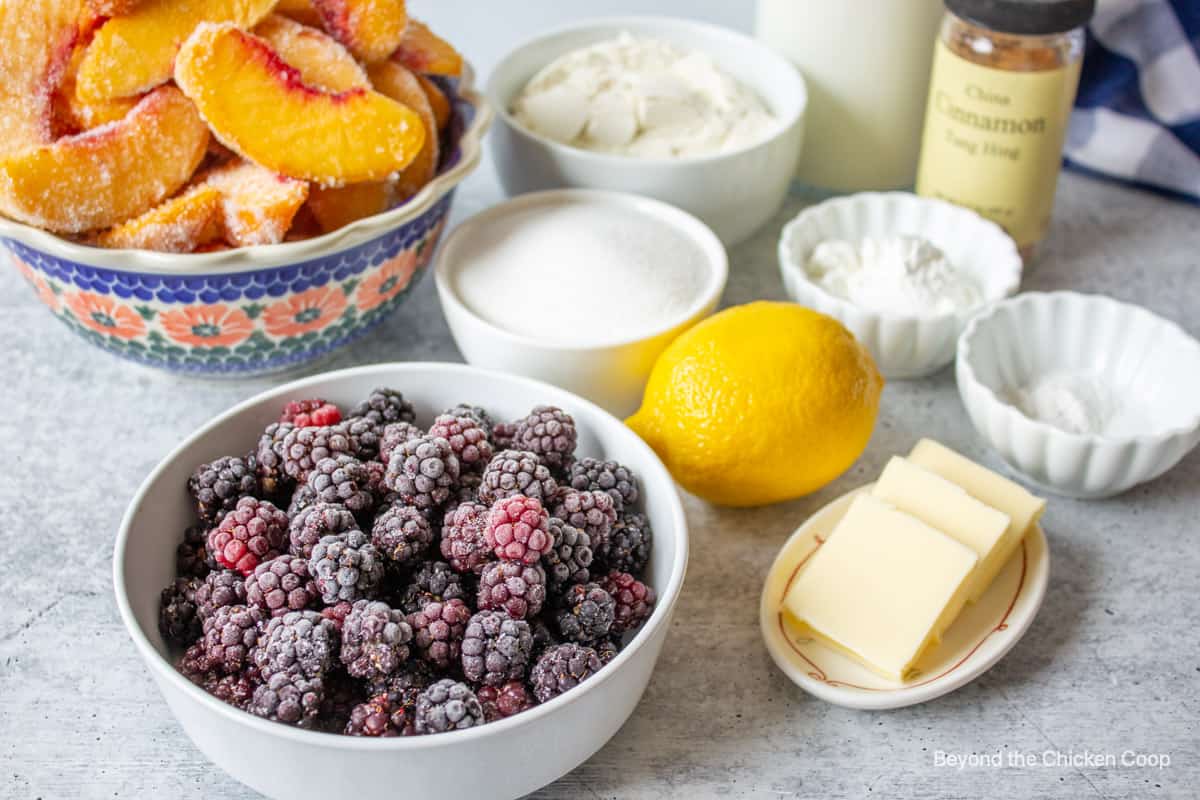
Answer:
top-left (254, 14), bottom-right (368, 93)
top-left (175, 23), bottom-right (426, 185)
top-left (53, 42), bottom-right (140, 134)
top-left (312, 0), bottom-right (406, 64)
top-left (273, 0), bottom-right (324, 28)
top-left (203, 160), bottom-right (310, 247)
top-left (95, 185), bottom-right (222, 251)
top-left (306, 182), bottom-right (393, 233)
top-left (77, 0), bottom-right (277, 101)
top-left (415, 73), bottom-right (452, 132)
top-left (392, 19), bottom-right (463, 78)
top-left (367, 61), bottom-right (438, 200)
top-left (0, 0), bottom-right (84, 155)
top-left (0, 86), bottom-right (210, 233)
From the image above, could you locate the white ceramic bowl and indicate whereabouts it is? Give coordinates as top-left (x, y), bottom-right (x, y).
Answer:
top-left (113, 362), bottom-right (688, 800)
top-left (779, 192), bottom-right (1023, 379)
top-left (486, 16), bottom-right (807, 246)
top-left (435, 189), bottom-right (728, 417)
top-left (957, 292), bottom-right (1200, 498)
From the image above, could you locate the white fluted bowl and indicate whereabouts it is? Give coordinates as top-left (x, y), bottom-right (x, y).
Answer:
top-left (957, 292), bottom-right (1200, 498)
top-left (779, 192), bottom-right (1022, 378)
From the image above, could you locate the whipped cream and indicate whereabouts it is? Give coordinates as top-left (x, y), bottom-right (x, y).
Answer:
top-left (805, 236), bottom-right (982, 316)
top-left (512, 32), bottom-right (777, 159)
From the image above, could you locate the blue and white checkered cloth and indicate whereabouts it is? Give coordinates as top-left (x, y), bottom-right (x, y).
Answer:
top-left (1066, 0), bottom-right (1200, 202)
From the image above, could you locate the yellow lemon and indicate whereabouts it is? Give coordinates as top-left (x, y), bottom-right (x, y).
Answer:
top-left (626, 301), bottom-right (884, 507)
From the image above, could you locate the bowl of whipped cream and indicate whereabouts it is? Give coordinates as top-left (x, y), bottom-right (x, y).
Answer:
top-left (778, 192), bottom-right (1023, 379)
top-left (486, 16), bottom-right (807, 246)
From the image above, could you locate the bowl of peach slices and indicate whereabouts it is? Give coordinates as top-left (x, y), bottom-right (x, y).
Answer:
top-left (0, 0), bottom-right (491, 375)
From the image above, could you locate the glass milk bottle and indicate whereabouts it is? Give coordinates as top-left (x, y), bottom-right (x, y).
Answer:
top-left (755, 0), bottom-right (945, 192)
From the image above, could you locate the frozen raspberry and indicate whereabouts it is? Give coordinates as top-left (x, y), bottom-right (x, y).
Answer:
top-left (201, 604), bottom-right (265, 675)
top-left (379, 421), bottom-right (423, 465)
top-left (443, 404), bottom-right (495, 437)
top-left (353, 388), bottom-right (416, 429)
top-left (195, 569), bottom-right (248, 621)
top-left (254, 422), bottom-right (294, 495)
top-left (428, 414), bottom-right (494, 473)
top-left (159, 577), bottom-right (202, 646)
top-left (386, 436), bottom-right (461, 510)
top-left (306, 455), bottom-right (373, 515)
top-left (371, 503), bottom-right (434, 565)
top-left (555, 583), bottom-right (615, 645)
top-left (551, 490), bottom-right (617, 552)
top-left (245, 556), bottom-right (318, 618)
top-left (491, 421), bottom-right (517, 450)
top-left (478, 450), bottom-right (557, 505)
top-left (477, 560), bottom-right (546, 620)
top-left (530, 643), bottom-right (602, 703)
top-left (542, 517), bottom-right (593, 594)
top-left (567, 457), bottom-right (638, 512)
top-left (208, 496), bottom-right (289, 575)
top-left (255, 610), bottom-right (338, 681)
top-left (280, 398), bottom-right (342, 428)
top-left (399, 560), bottom-right (469, 614)
top-left (309, 530), bottom-right (385, 605)
top-left (345, 693), bottom-right (411, 737)
top-left (461, 610), bottom-right (533, 686)
top-left (188, 455), bottom-right (260, 524)
top-left (598, 571), bottom-right (656, 635)
top-left (288, 502), bottom-right (357, 560)
top-left (440, 501), bottom-right (494, 575)
top-left (512, 406), bottom-right (577, 472)
top-left (477, 681), bottom-right (535, 722)
top-left (414, 679), bottom-right (485, 734)
top-left (486, 495), bottom-right (552, 565)
top-left (281, 424), bottom-right (356, 482)
top-left (409, 598), bottom-right (471, 670)
top-left (599, 512), bottom-right (653, 574)
top-left (340, 600), bottom-right (412, 681)
top-left (176, 524), bottom-right (214, 579)
top-left (250, 669), bottom-right (324, 727)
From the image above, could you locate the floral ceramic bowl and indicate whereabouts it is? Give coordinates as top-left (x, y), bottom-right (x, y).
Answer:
top-left (0, 75), bottom-right (491, 376)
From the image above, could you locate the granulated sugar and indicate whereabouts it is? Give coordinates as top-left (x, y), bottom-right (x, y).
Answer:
top-left (452, 196), bottom-right (712, 345)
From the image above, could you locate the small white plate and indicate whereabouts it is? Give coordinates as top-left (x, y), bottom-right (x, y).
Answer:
top-left (759, 485), bottom-right (1049, 710)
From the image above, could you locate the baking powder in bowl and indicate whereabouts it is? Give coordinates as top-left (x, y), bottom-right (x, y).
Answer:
top-left (451, 196), bottom-right (712, 346)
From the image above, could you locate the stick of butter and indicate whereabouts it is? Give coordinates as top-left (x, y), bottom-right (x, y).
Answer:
top-left (783, 493), bottom-right (978, 682)
top-left (873, 456), bottom-right (1012, 603)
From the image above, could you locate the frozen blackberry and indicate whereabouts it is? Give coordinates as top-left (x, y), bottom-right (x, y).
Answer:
top-left (201, 604), bottom-right (265, 674)
top-left (567, 457), bottom-right (638, 512)
top-left (366, 660), bottom-right (435, 715)
top-left (255, 610), bottom-right (338, 681)
top-left (362, 459), bottom-right (389, 505)
top-left (409, 598), bottom-right (471, 670)
top-left (477, 681), bottom-right (535, 722)
top-left (281, 423), bottom-right (356, 482)
top-left (342, 414), bottom-right (382, 461)
top-left (440, 501), bottom-right (493, 575)
top-left (530, 643), bottom-right (603, 703)
top-left (346, 693), bottom-right (412, 737)
top-left (428, 414), bottom-right (494, 473)
top-left (306, 455), bottom-right (373, 515)
top-left (461, 610), bottom-right (533, 686)
top-left (250, 669), bottom-right (324, 727)
top-left (478, 450), bottom-right (557, 505)
top-left (207, 496), bottom-right (289, 576)
top-left (195, 569), bottom-right (248, 621)
top-left (529, 615), bottom-right (560, 655)
top-left (339, 600), bottom-right (412, 681)
top-left (477, 560), bottom-right (547, 620)
top-left (204, 669), bottom-right (259, 710)
top-left (371, 503), bottom-right (434, 565)
top-left (178, 642), bottom-right (212, 681)
top-left (320, 601), bottom-right (353, 630)
top-left (159, 577), bottom-right (202, 646)
top-left (598, 512), bottom-right (653, 575)
top-left (443, 404), bottom-right (495, 437)
top-left (288, 502), bottom-right (357, 560)
top-left (491, 421), bottom-right (517, 450)
top-left (551, 489), bottom-right (617, 553)
top-left (176, 524), bottom-right (214, 579)
top-left (542, 517), bottom-right (593, 594)
top-left (595, 638), bottom-right (620, 665)
top-left (245, 556), bottom-right (318, 618)
top-left (598, 571), bottom-right (656, 635)
top-left (399, 560), bottom-right (469, 614)
top-left (379, 421), bottom-right (423, 465)
top-left (512, 406), bottom-right (577, 473)
top-left (188, 455), bottom-right (260, 524)
top-left (280, 398), bottom-right (342, 428)
top-left (354, 387), bottom-right (417, 429)
top-left (555, 583), bottom-right (615, 645)
top-left (287, 484), bottom-right (318, 517)
top-left (414, 679), bottom-right (485, 734)
top-left (254, 421), bottom-right (294, 495)
top-left (448, 471), bottom-right (482, 509)
top-left (309, 530), bottom-right (385, 605)
top-left (385, 435), bottom-right (461, 510)
top-left (486, 495), bottom-right (553, 565)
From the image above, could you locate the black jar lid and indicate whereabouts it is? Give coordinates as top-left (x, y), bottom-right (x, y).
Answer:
top-left (946, 0), bottom-right (1095, 35)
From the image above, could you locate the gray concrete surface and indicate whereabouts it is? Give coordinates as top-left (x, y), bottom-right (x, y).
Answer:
top-left (2, 3), bottom-right (1198, 798)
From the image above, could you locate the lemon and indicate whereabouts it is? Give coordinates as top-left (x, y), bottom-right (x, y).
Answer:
top-left (626, 301), bottom-right (883, 507)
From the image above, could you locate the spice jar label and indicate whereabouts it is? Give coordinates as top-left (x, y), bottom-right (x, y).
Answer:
top-left (915, 40), bottom-right (1081, 249)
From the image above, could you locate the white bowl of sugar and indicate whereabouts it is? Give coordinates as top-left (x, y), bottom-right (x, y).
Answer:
top-left (434, 189), bottom-right (728, 416)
